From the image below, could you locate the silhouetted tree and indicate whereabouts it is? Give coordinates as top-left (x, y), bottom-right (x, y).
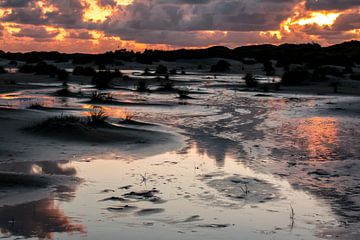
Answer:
top-left (92, 71), bottom-right (114, 89)
top-left (329, 81), bottom-right (341, 93)
top-left (136, 79), bottom-right (149, 92)
top-left (57, 69), bottom-right (69, 82)
top-left (73, 66), bottom-right (96, 76)
top-left (19, 64), bottom-right (35, 73)
top-left (211, 60), bottom-right (231, 72)
top-left (156, 65), bottom-right (168, 75)
top-left (263, 61), bottom-right (275, 76)
top-left (282, 67), bottom-right (309, 85)
top-left (169, 69), bottom-right (177, 75)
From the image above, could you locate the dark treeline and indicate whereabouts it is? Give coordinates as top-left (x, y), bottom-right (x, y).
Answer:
top-left (0, 41), bottom-right (359, 68)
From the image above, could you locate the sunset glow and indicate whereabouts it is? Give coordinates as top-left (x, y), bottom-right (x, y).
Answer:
top-left (82, 0), bottom-right (113, 22)
top-left (0, 0), bottom-right (359, 52)
top-left (280, 2), bottom-right (341, 33)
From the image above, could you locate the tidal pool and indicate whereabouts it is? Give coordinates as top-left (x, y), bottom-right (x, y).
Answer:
top-left (0, 144), bottom-right (339, 240)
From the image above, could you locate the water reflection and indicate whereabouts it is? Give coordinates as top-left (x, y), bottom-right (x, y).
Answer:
top-left (0, 161), bottom-right (77, 176)
top-left (296, 117), bottom-right (339, 161)
top-left (81, 105), bottom-right (131, 120)
top-left (0, 198), bottom-right (85, 239)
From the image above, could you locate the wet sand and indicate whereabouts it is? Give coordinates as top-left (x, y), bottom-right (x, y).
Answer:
top-left (0, 68), bottom-right (359, 239)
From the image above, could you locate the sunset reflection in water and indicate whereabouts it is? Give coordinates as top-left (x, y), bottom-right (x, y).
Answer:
top-left (296, 117), bottom-right (338, 161)
top-left (0, 198), bottom-right (85, 240)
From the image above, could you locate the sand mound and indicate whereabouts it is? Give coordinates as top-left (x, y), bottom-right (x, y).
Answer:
top-left (205, 175), bottom-right (280, 203)
top-left (25, 115), bottom-right (180, 145)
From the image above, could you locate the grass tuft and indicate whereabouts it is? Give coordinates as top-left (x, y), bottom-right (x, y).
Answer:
top-left (87, 108), bottom-right (108, 125)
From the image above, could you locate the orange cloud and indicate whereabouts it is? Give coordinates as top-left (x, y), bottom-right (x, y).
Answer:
top-left (0, 0), bottom-right (359, 52)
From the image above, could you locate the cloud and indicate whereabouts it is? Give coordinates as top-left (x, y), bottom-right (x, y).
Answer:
top-left (12, 25), bottom-right (60, 40)
top-left (0, 0), bottom-right (30, 8)
top-left (0, 0), bottom-right (359, 52)
top-left (305, 0), bottom-right (360, 11)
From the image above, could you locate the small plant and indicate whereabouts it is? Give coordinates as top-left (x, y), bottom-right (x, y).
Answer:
top-left (87, 108), bottom-right (108, 125)
top-left (90, 91), bottom-right (113, 102)
top-left (136, 79), bottom-right (149, 92)
top-left (139, 173), bottom-right (148, 185)
top-left (243, 73), bottom-right (258, 87)
top-left (73, 66), bottom-right (96, 76)
top-left (124, 110), bottom-right (136, 121)
top-left (263, 60), bottom-right (275, 76)
top-left (27, 102), bottom-right (45, 109)
top-left (0, 66), bottom-right (7, 74)
top-left (169, 69), bottom-right (177, 75)
top-left (177, 89), bottom-right (191, 99)
top-left (55, 85), bottom-right (71, 96)
top-left (239, 183), bottom-right (249, 195)
top-left (329, 81), bottom-right (341, 93)
top-left (143, 67), bottom-right (151, 75)
top-left (30, 115), bottom-right (82, 131)
top-left (290, 204), bottom-right (295, 221)
top-left (155, 65), bottom-right (168, 75)
top-left (57, 69), bottom-right (69, 82)
top-left (160, 80), bottom-right (174, 90)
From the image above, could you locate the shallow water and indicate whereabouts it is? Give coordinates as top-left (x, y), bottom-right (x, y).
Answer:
top-left (0, 145), bottom-right (339, 240)
top-left (0, 71), bottom-right (359, 239)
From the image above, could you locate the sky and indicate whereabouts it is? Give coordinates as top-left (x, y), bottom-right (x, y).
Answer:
top-left (0, 0), bottom-right (359, 53)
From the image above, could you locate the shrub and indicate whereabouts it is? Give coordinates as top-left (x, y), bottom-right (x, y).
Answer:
top-left (19, 64), bottom-right (35, 73)
top-left (113, 69), bottom-right (122, 78)
top-left (211, 60), bottom-right (231, 72)
top-left (29, 115), bottom-right (84, 133)
top-left (350, 73), bottom-right (360, 81)
top-left (34, 62), bottom-right (59, 76)
top-left (73, 66), bottom-right (96, 76)
top-left (27, 102), bottom-right (45, 109)
top-left (73, 66), bottom-right (84, 75)
top-left (159, 80), bottom-right (174, 90)
top-left (8, 60), bottom-right (18, 67)
top-left (311, 66), bottom-right (343, 82)
top-left (169, 69), bottom-right (177, 75)
top-left (343, 65), bottom-right (353, 74)
top-left (87, 108), bottom-right (108, 125)
top-left (55, 86), bottom-right (71, 96)
top-left (281, 67), bottom-right (309, 85)
top-left (155, 65), bottom-right (168, 75)
top-left (0, 66), bottom-right (7, 74)
top-left (136, 79), bottom-right (149, 92)
top-left (92, 71), bottom-right (114, 89)
top-left (90, 91), bottom-right (113, 102)
top-left (243, 73), bottom-right (258, 87)
top-left (177, 89), bottom-right (191, 99)
top-left (263, 61), bottom-right (275, 76)
top-left (329, 81), bottom-right (341, 93)
top-left (123, 110), bottom-right (137, 122)
top-left (57, 69), bottom-right (69, 82)
top-left (142, 67), bottom-right (151, 75)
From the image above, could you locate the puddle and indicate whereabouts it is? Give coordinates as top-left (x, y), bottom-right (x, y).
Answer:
top-left (0, 144), bottom-right (339, 240)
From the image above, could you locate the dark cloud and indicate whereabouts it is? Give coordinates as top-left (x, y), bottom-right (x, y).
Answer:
top-left (0, 0), bottom-right (30, 8)
top-left (12, 25), bottom-right (59, 40)
top-left (68, 30), bottom-right (94, 39)
top-left (0, 0), bottom-right (359, 48)
top-left (333, 12), bottom-right (360, 31)
top-left (306, 0), bottom-right (360, 11)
